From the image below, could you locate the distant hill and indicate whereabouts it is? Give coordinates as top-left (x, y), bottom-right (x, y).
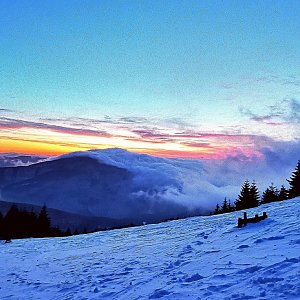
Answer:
top-left (0, 156), bottom-right (133, 217)
top-left (0, 153), bottom-right (194, 226)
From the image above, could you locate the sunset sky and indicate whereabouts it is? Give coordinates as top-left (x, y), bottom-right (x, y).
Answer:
top-left (0, 1), bottom-right (299, 159)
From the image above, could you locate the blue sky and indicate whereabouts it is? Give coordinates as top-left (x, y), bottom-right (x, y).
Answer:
top-left (0, 0), bottom-right (299, 157)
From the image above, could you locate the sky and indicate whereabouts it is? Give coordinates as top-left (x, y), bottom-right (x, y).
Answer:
top-left (0, 0), bottom-right (299, 159)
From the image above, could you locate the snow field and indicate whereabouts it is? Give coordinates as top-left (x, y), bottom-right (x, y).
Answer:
top-left (1, 197), bottom-right (300, 299)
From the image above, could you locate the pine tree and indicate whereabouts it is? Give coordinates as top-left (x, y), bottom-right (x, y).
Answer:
top-left (287, 160), bottom-right (300, 199)
top-left (65, 228), bottom-right (71, 236)
top-left (235, 180), bottom-right (251, 210)
top-left (261, 183), bottom-right (278, 204)
top-left (250, 181), bottom-right (260, 208)
top-left (38, 205), bottom-right (51, 237)
top-left (28, 210), bottom-right (38, 237)
top-left (214, 203), bottom-right (220, 215)
top-left (221, 197), bottom-right (229, 213)
top-left (227, 199), bottom-right (234, 212)
top-left (278, 185), bottom-right (289, 201)
top-left (4, 205), bottom-right (20, 239)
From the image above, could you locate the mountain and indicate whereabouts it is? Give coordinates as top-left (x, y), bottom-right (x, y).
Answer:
top-left (0, 156), bottom-right (134, 218)
top-left (0, 152), bottom-right (197, 225)
top-left (0, 197), bottom-right (299, 299)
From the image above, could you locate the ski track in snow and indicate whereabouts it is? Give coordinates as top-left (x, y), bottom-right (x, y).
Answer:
top-left (1, 198), bottom-right (300, 300)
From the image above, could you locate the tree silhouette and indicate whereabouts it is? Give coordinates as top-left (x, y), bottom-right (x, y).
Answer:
top-left (235, 180), bottom-right (251, 210)
top-left (38, 205), bottom-right (51, 237)
top-left (278, 185), bottom-right (289, 201)
top-left (0, 205), bottom-right (65, 240)
top-left (227, 199), bottom-right (234, 212)
top-left (214, 203), bottom-right (220, 215)
top-left (235, 180), bottom-right (260, 210)
top-left (4, 205), bottom-right (20, 239)
top-left (250, 181), bottom-right (260, 207)
top-left (261, 183), bottom-right (278, 204)
top-left (287, 160), bottom-right (300, 199)
top-left (221, 197), bottom-right (229, 213)
top-left (65, 228), bottom-right (71, 236)
top-left (28, 210), bottom-right (38, 236)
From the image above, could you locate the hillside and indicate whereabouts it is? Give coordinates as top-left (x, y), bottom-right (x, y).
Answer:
top-left (1, 197), bottom-right (299, 299)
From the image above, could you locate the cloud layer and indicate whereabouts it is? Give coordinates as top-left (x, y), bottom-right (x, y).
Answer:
top-left (61, 144), bottom-right (300, 213)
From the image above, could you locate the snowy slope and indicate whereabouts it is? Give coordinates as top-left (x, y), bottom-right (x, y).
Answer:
top-left (1, 197), bottom-right (300, 300)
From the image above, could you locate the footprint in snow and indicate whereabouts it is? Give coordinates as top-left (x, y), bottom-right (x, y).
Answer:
top-left (207, 283), bottom-right (231, 292)
top-left (237, 244), bottom-right (250, 249)
top-left (197, 232), bottom-right (206, 237)
top-left (237, 265), bottom-right (262, 274)
top-left (284, 257), bottom-right (300, 263)
top-left (178, 245), bottom-right (193, 257)
top-left (254, 277), bottom-right (284, 284)
top-left (149, 289), bottom-right (171, 299)
top-left (194, 241), bottom-right (204, 246)
top-left (255, 236), bottom-right (284, 244)
top-left (183, 273), bottom-right (204, 283)
top-left (166, 260), bottom-right (182, 269)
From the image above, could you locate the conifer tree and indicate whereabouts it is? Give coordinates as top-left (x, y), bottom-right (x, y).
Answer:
top-left (38, 205), bottom-right (51, 237)
top-left (261, 183), bottom-right (278, 204)
top-left (227, 199), bottom-right (234, 212)
top-left (235, 180), bottom-right (251, 210)
top-left (0, 205), bottom-right (64, 240)
top-left (4, 205), bottom-right (20, 239)
top-left (287, 160), bottom-right (300, 199)
top-left (221, 197), bottom-right (229, 213)
top-left (65, 228), bottom-right (71, 236)
top-left (214, 203), bottom-right (220, 215)
top-left (28, 210), bottom-right (38, 237)
top-left (278, 185), bottom-right (289, 201)
top-left (250, 181), bottom-right (260, 208)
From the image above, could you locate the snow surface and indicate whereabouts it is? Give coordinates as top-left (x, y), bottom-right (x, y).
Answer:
top-left (1, 197), bottom-right (300, 299)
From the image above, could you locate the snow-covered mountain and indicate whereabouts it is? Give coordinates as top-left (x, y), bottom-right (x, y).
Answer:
top-left (1, 197), bottom-right (299, 299)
